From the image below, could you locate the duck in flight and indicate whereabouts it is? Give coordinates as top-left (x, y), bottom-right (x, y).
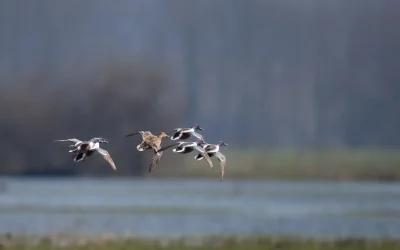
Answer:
top-left (170, 124), bottom-right (204, 141)
top-left (54, 137), bottom-right (116, 171)
top-left (125, 131), bottom-right (169, 173)
top-left (157, 139), bottom-right (214, 168)
top-left (194, 141), bottom-right (228, 181)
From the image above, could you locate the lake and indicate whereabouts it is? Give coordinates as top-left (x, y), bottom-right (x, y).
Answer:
top-left (0, 177), bottom-right (399, 239)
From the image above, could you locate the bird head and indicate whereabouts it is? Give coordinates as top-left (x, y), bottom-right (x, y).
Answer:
top-left (192, 124), bottom-right (204, 131)
top-left (158, 132), bottom-right (169, 138)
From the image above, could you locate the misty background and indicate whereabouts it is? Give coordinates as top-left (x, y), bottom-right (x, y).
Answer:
top-left (0, 0), bottom-right (399, 177)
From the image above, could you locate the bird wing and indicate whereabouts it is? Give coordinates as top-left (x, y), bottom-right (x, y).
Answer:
top-left (54, 138), bottom-right (82, 144)
top-left (125, 131), bottom-right (152, 141)
top-left (149, 151), bottom-right (163, 173)
top-left (215, 152), bottom-right (226, 182)
top-left (55, 139), bottom-right (83, 149)
top-left (157, 142), bottom-right (181, 152)
top-left (90, 137), bottom-right (109, 143)
top-left (125, 132), bottom-right (141, 138)
top-left (93, 148), bottom-right (117, 171)
top-left (146, 138), bottom-right (167, 172)
top-left (193, 146), bottom-right (213, 168)
top-left (190, 131), bottom-right (205, 142)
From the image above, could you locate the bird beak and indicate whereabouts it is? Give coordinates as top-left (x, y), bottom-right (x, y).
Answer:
top-left (199, 127), bottom-right (204, 131)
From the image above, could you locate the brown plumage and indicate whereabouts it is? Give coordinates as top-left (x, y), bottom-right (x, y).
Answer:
top-left (125, 131), bottom-right (169, 172)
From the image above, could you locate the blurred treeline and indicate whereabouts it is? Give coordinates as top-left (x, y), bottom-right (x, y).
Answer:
top-left (0, 61), bottom-right (185, 176)
top-left (0, 0), bottom-right (399, 176)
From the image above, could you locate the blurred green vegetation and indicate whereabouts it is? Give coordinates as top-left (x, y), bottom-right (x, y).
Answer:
top-left (152, 148), bottom-right (400, 181)
top-left (1, 235), bottom-right (399, 250)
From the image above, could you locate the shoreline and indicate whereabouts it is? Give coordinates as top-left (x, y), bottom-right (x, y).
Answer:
top-left (0, 234), bottom-right (399, 249)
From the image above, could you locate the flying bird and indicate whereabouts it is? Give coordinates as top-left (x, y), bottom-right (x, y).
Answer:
top-left (157, 140), bottom-right (214, 168)
top-left (55, 137), bottom-right (116, 171)
top-left (125, 131), bottom-right (169, 173)
top-left (55, 137), bottom-right (109, 152)
top-left (169, 124), bottom-right (205, 141)
top-left (194, 141), bottom-right (228, 181)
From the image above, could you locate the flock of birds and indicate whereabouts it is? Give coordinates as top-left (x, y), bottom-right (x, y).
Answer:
top-left (55, 124), bottom-right (228, 181)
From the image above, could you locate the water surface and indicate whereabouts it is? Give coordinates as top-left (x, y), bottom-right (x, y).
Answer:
top-left (0, 178), bottom-right (399, 239)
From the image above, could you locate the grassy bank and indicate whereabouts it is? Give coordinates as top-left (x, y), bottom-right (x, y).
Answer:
top-left (1, 235), bottom-right (400, 250)
top-left (152, 148), bottom-right (400, 181)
